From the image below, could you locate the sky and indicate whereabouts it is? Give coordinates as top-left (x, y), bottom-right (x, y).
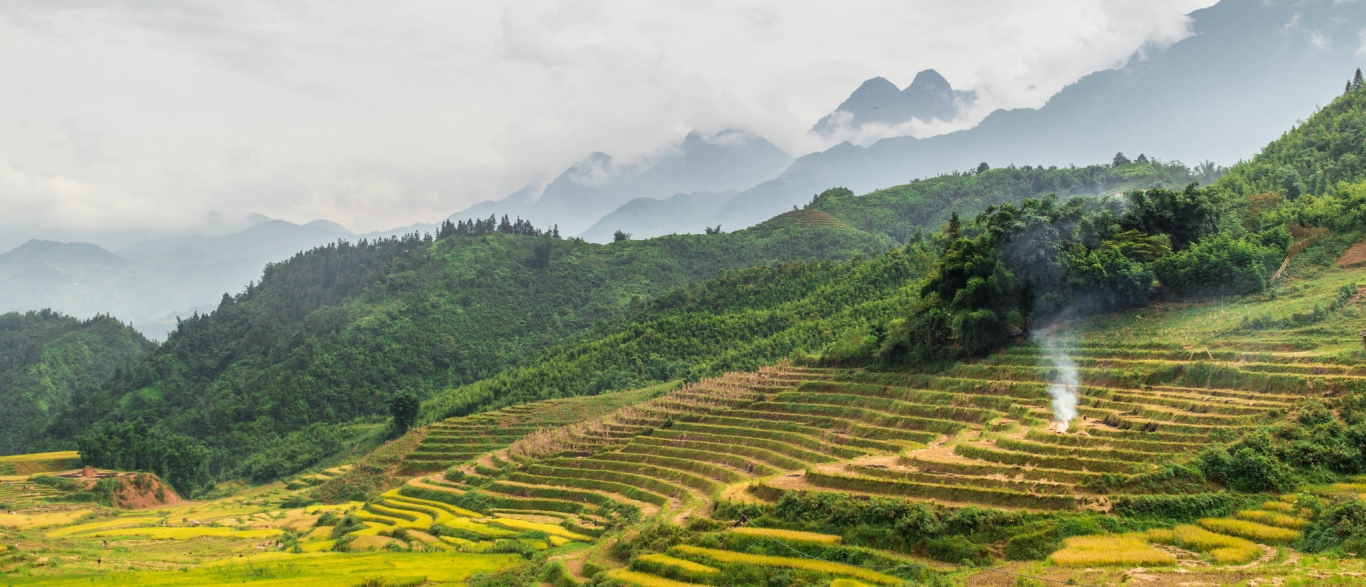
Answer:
top-left (0, 0), bottom-right (1217, 236)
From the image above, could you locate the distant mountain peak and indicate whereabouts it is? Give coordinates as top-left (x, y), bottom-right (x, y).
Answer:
top-left (304, 219), bottom-right (350, 233)
top-left (0, 239), bottom-right (124, 269)
top-left (811, 69), bottom-right (976, 139)
top-left (907, 69), bottom-right (950, 92)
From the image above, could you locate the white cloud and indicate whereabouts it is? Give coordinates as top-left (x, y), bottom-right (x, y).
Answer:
top-left (0, 154), bottom-right (184, 232)
top-left (0, 0), bottom-right (1217, 234)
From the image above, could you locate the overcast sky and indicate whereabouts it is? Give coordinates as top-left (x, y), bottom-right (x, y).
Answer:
top-left (0, 0), bottom-right (1217, 235)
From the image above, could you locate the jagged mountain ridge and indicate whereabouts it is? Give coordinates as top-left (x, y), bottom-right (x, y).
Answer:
top-left (811, 69), bottom-right (975, 138)
top-left (703, 0), bottom-right (1366, 231)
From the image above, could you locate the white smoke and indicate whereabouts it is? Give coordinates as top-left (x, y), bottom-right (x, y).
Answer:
top-left (1038, 330), bottom-right (1079, 432)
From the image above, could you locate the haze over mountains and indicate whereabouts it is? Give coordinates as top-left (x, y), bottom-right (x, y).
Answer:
top-left (3, 0), bottom-right (1362, 338)
top-left (451, 129), bottom-right (793, 239)
top-left (0, 219), bottom-right (353, 339)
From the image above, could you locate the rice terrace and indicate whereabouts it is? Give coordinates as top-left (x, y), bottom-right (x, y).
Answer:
top-left (13, 2), bottom-right (1366, 587)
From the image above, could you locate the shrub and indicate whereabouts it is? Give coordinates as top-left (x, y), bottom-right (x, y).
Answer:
top-left (1154, 232), bottom-right (1280, 298)
top-left (1300, 499), bottom-right (1366, 553)
top-left (1111, 493), bottom-right (1254, 523)
top-left (1198, 445), bottom-right (1295, 493)
top-left (922, 535), bottom-right (990, 566)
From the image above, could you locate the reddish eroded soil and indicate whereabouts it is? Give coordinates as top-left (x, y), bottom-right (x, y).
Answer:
top-left (112, 475), bottom-right (182, 509)
top-left (1337, 241), bottom-right (1366, 267)
top-left (49, 470), bottom-right (182, 509)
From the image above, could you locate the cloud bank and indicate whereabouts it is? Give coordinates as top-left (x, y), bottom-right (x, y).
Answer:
top-left (0, 0), bottom-right (1213, 235)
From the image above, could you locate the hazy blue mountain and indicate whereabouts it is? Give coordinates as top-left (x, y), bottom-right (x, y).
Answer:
top-left (516, 129), bottom-right (792, 236)
top-left (811, 70), bottom-right (976, 138)
top-left (0, 219), bottom-right (363, 340)
top-left (0, 241), bottom-right (146, 324)
top-left (579, 190), bottom-right (736, 242)
top-left (448, 182), bottom-right (544, 224)
top-left (714, 0), bottom-right (1366, 230)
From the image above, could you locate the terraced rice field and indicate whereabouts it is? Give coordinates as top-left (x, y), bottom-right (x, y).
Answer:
top-left (401, 386), bottom-right (665, 473)
top-left (0, 479), bottom-right (75, 509)
top-left (0, 452), bottom-right (83, 476)
top-left (391, 267), bottom-right (1366, 583)
top-left (431, 343), bottom-right (1340, 520)
top-left (1050, 495), bottom-right (1314, 566)
top-left (288, 465), bottom-right (352, 489)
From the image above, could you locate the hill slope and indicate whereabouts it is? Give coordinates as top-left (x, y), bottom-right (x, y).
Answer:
top-left (0, 310), bottom-right (152, 455)
top-left (49, 225), bottom-right (891, 489)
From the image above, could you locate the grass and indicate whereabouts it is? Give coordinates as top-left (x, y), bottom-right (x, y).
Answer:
top-left (829, 580), bottom-right (877, 587)
top-left (84, 526), bottom-right (283, 540)
top-left (0, 552), bottom-right (523, 586)
top-left (729, 527), bottom-right (843, 544)
top-left (0, 509), bottom-right (94, 529)
top-left (803, 470), bottom-right (1077, 511)
top-left (607, 568), bottom-right (710, 587)
top-left (1199, 517), bottom-right (1302, 544)
top-left (1148, 525), bottom-right (1263, 564)
top-left (0, 451), bottom-right (80, 463)
top-left (635, 552), bottom-right (721, 576)
top-left (672, 544), bottom-right (901, 585)
top-left (46, 516), bottom-right (164, 537)
top-left (1048, 533), bottom-right (1176, 567)
top-left (487, 517), bottom-right (591, 541)
top-left (1235, 509), bottom-right (1309, 529)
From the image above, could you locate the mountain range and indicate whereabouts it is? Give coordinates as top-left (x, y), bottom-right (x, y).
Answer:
top-left (3, 0), bottom-right (1362, 337)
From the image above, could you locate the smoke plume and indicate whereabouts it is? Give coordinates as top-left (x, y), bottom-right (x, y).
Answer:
top-left (1038, 330), bottom-right (1079, 432)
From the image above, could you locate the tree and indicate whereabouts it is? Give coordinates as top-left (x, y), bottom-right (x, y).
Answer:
top-left (1119, 185), bottom-right (1220, 250)
top-left (1355, 68), bottom-right (1364, 90)
top-left (613, 229), bottom-right (631, 242)
top-left (388, 391), bottom-right (420, 436)
top-left (976, 162), bottom-right (990, 174)
top-left (704, 225), bottom-right (723, 235)
top-left (531, 240), bottom-right (553, 270)
top-left (75, 421), bottom-right (208, 495)
top-left (1135, 153), bottom-right (1148, 164)
top-left (1112, 152), bottom-right (1131, 167)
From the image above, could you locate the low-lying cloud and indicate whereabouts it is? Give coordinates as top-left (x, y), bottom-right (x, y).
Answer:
top-left (0, 1), bottom-right (1214, 236)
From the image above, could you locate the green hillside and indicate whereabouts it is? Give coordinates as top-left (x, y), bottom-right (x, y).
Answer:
top-left (808, 157), bottom-right (1216, 242)
top-left (48, 222), bottom-right (891, 492)
top-left (0, 310), bottom-right (151, 457)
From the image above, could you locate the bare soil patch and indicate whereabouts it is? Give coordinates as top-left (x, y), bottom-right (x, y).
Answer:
top-left (1338, 241), bottom-right (1366, 268)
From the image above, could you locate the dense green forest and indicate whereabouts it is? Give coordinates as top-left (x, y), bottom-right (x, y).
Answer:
top-left (50, 222), bottom-right (890, 491)
top-left (808, 157), bottom-right (1220, 242)
top-left (0, 310), bottom-right (151, 455)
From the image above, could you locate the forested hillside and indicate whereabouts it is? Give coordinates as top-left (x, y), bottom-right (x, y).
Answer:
top-left (419, 243), bottom-right (934, 422)
top-left (50, 222), bottom-right (890, 491)
top-left (808, 157), bottom-right (1217, 242)
top-left (0, 310), bottom-right (152, 455)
